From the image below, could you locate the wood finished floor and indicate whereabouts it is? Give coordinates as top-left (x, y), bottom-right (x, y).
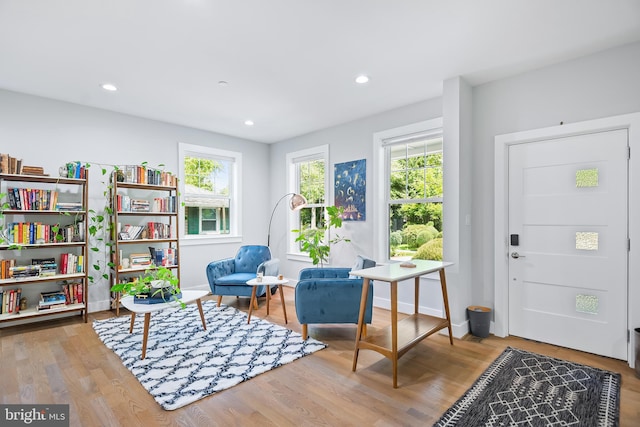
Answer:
top-left (1, 287), bottom-right (639, 427)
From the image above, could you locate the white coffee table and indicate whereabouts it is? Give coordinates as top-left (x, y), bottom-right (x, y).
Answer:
top-left (246, 276), bottom-right (288, 324)
top-left (120, 289), bottom-right (209, 359)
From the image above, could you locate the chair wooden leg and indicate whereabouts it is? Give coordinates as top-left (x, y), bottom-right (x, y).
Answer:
top-left (302, 324), bottom-right (308, 340)
top-left (363, 323), bottom-right (367, 337)
top-left (217, 295), bottom-right (222, 307)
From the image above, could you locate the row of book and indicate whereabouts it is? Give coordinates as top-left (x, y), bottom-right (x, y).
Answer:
top-left (1, 288), bottom-right (22, 314)
top-left (38, 282), bottom-right (84, 311)
top-left (118, 222), bottom-right (172, 240)
top-left (119, 165), bottom-right (177, 187)
top-left (2, 221), bottom-right (85, 245)
top-left (115, 194), bottom-right (176, 213)
top-left (61, 161), bottom-right (87, 179)
top-left (0, 254), bottom-right (83, 279)
top-left (0, 153), bottom-right (47, 176)
top-left (1, 258), bottom-right (56, 279)
top-left (6, 188), bottom-right (59, 211)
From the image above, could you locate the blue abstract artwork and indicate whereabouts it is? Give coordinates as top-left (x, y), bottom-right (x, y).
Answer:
top-left (334, 159), bottom-right (366, 221)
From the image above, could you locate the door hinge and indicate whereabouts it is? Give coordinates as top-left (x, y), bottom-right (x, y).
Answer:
top-left (628, 146), bottom-right (631, 159)
top-left (628, 329), bottom-right (631, 343)
top-left (629, 238), bottom-right (631, 252)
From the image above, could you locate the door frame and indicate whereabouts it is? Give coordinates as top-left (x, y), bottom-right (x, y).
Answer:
top-left (494, 112), bottom-right (640, 367)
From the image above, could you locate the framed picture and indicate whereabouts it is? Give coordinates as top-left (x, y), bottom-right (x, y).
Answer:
top-left (334, 159), bottom-right (366, 221)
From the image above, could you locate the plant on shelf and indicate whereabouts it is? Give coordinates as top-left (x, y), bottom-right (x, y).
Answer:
top-left (292, 205), bottom-right (350, 267)
top-left (110, 265), bottom-right (184, 307)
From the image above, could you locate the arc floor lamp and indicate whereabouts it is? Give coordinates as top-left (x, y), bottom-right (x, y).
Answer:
top-left (267, 193), bottom-right (307, 246)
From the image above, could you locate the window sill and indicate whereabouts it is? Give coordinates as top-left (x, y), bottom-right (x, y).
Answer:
top-left (180, 235), bottom-right (242, 246)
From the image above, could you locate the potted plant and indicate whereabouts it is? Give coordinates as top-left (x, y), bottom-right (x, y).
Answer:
top-left (110, 265), bottom-right (183, 306)
top-left (292, 205), bottom-right (350, 267)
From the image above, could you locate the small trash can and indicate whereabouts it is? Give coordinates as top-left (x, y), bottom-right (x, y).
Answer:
top-left (635, 328), bottom-right (640, 378)
top-left (467, 306), bottom-right (492, 338)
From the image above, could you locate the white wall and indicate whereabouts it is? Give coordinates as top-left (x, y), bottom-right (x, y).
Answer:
top-left (472, 41), bottom-right (640, 313)
top-left (0, 89), bottom-right (271, 312)
top-left (269, 98), bottom-right (444, 315)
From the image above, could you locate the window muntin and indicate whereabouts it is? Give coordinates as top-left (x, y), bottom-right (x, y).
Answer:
top-left (387, 136), bottom-right (443, 260)
top-left (179, 143), bottom-right (241, 240)
top-left (286, 145), bottom-right (329, 256)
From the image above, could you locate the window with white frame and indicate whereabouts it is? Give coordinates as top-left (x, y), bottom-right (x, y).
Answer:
top-left (374, 119), bottom-right (443, 261)
top-left (286, 145), bottom-right (329, 255)
top-left (179, 143), bottom-right (241, 239)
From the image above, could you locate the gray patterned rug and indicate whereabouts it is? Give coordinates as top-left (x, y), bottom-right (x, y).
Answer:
top-left (434, 347), bottom-right (620, 426)
top-left (93, 300), bottom-right (327, 410)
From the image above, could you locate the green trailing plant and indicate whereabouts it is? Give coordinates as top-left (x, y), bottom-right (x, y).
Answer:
top-left (110, 265), bottom-right (183, 307)
top-left (292, 205), bottom-right (350, 267)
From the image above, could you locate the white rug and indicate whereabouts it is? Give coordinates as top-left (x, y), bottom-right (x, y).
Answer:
top-left (92, 300), bottom-right (327, 410)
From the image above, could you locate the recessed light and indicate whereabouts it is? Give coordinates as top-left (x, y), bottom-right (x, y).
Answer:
top-left (244, 120), bottom-right (254, 126)
top-left (355, 75), bottom-right (370, 84)
top-left (218, 80), bottom-right (229, 87)
top-left (101, 83), bottom-right (118, 92)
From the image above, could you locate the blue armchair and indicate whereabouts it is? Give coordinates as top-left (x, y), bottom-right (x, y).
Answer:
top-left (295, 256), bottom-right (376, 340)
top-left (206, 245), bottom-right (279, 308)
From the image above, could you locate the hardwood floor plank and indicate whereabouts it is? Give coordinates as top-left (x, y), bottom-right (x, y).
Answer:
top-left (1, 287), bottom-right (638, 426)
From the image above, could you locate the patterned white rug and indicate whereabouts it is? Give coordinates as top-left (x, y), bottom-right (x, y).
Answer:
top-left (93, 300), bottom-right (327, 410)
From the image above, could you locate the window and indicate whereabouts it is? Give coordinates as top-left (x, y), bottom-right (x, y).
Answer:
top-left (373, 119), bottom-right (443, 262)
top-left (179, 143), bottom-right (241, 241)
top-left (286, 145), bottom-right (329, 256)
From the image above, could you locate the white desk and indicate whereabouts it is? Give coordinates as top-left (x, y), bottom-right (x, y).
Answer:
top-left (246, 276), bottom-right (288, 324)
top-left (350, 260), bottom-right (454, 388)
top-left (120, 289), bottom-right (209, 359)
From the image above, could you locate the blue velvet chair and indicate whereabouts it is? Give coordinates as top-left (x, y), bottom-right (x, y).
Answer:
top-left (295, 256), bottom-right (376, 340)
top-left (206, 245), bottom-right (279, 308)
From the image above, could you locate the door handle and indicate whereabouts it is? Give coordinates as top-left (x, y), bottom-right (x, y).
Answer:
top-left (511, 252), bottom-right (526, 259)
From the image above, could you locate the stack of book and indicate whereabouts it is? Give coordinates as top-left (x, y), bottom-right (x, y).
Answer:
top-left (55, 202), bottom-right (83, 211)
top-left (32, 257), bottom-right (57, 277)
top-left (131, 199), bottom-right (150, 212)
top-left (129, 253), bottom-right (152, 267)
top-left (9, 264), bottom-right (41, 278)
top-left (38, 290), bottom-right (67, 311)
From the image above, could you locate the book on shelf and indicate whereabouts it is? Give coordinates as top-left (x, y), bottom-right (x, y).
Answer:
top-left (61, 282), bottom-right (84, 304)
top-left (1, 259), bottom-right (17, 279)
top-left (59, 253), bottom-right (83, 274)
top-left (9, 264), bottom-right (41, 278)
top-left (31, 257), bottom-right (57, 277)
top-left (1, 288), bottom-right (22, 314)
top-left (120, 164), bottom-right (177, 186)
top-left (129, 253), bottom-right (152, 267)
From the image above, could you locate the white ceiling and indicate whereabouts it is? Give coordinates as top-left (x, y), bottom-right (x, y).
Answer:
top-left (1, 1), bottom-right (640, 143)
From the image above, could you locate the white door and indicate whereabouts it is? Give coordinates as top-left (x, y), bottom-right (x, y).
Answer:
top-left (508, 129), bottom-right (628, 360)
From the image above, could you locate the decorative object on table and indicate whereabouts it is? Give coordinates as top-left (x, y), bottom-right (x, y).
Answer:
top-left (295, 255), bottom-right (376, 340)
top-left (434, 347), bottom-right (621, 427)
top-left (110, 265), bottom-right (182, 306)
top-left (206, 245), bottom-right (280, 307)
top-left (334, 158), bottom-right (366, 221)
top-left (92, 300), bottom-right (327, 410)
top-left (267, 192), bottom-right (307, 246)
top-left (292, 205), bottom-right (350, 267)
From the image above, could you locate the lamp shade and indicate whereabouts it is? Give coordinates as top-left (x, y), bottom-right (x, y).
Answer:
top-left (289, 194), bottom-right (307, 211)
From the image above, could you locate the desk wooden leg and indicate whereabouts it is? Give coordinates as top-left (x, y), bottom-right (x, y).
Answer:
top-left (352, 277), bottom-right (371, 372)
top-left (129, 312), bottom-right (136, 333)
top-left (414, 276), bottom-right (420, 315)
top-left (439, 269), bottom-right (454, 345)
top-left (278, 285), bottom-right (288, 324)
top-left (247, 287), bottom-right (258, 324)
top-left (141, 313), bottom-right (151, 360)
top-left (196, 299), bottom-right (207, 330)
top-left (391, 280), bottom-right (398, 388)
